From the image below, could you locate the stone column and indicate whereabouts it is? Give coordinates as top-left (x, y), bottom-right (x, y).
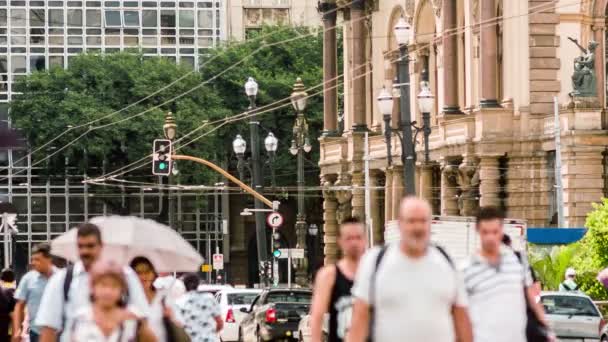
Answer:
top-left (351, 171), bottom-right (365, 220)
top-left (480, 0), bottom-right (500, 108)
top-left (441, 161), bottom-right (460, 216)
top-left (320, 1), bottom-right (338, 135)
top-left (350, 0), bottom-right (367, 131)
top-left (442, 0), bottom-right (462, 113)
top-left (419, 164), bottom-right (434, 203)
top-left (321, 176), bottom-right (339, 264)
top-left (392, 166), bottom-right (404, 220)
top-left (384, 168), bottom-right (394, 224)
top-left (479, 156), bottom-right (501, 207)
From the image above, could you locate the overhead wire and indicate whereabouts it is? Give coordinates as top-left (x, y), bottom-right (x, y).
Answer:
top-left (6, 0), bottom-right (579, 188)
top-left (87, 0), bottom-right (576, 188)
top-left (0, 0), bottom-right (357, 172)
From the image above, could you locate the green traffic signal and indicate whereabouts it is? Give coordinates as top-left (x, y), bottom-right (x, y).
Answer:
top-left (159, 162), bottom-right (167, 170)
top-left (273, 249), bottom-right (281, 258)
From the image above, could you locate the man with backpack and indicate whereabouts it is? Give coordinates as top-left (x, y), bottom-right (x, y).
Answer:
top-left (462, 207), bottom-right (550, 342)
top-left (35, 223), bottom-right (149, 342)
top-left (559, 268), bottom-right (579, 292)
top-left (347, 197), bottom-right (473, 342)
top-left (309, 217), bottom-right (366, 342)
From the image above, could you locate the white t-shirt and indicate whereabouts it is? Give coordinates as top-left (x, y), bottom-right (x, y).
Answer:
top-left (461, 247), bottom-right (532, 342)
top-left (352, 244), bottom-right (467, 342)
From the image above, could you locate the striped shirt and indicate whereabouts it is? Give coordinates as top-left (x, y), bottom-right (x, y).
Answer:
top-left (461, 246), bottom-right (532, 342)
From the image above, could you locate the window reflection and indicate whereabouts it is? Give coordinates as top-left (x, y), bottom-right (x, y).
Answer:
top-left (143, 10), bottom-right (157, 27)
top-left (124, 11), bottom-right (139, 26)
top-left (86, 9), bottom-right (101, 27)
top-left (30, 9), bottom-right (45, 27)
top-left (104, 10), bottom-right (121, 27)
top-left (161, 10), bottom-right (175, 27)
top-left (179, 10), bottom-right (194, 27)
top-left (48, 9), bottom-right (64, 27)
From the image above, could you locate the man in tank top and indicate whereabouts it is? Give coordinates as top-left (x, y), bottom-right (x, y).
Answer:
top-left (309, 217), bottom-right (366, 342)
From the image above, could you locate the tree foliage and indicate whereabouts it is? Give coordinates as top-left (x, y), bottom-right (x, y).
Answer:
top-left (530, 244), bottom-right (580, 291)
top-left (10, 25), bottom-right (336, 190)
top-left (530, 199), bottom-right (608, 299)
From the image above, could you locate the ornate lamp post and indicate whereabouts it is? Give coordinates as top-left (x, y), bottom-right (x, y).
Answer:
top-left (393, 18), bottom-right (416, 195)
top-left (417, 82), bottom-right (435, 163)
top-left (289, 78), bottom-right (312, 286)
top-left (231, 77), bottom-right (281, 285)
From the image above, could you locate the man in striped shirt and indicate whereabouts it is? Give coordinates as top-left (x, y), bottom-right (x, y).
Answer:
top-left (462, 207), bottom-right (548, 342)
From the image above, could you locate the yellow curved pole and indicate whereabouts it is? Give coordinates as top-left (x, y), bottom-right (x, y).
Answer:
top-left (172, 155), bottom-right (274, 208)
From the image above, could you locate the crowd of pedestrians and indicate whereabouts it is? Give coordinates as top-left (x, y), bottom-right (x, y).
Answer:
top-left (0, 196), bottom-right (563, 342)
top-left (2, 222), bottom-right (224, 342)
top-left (310, 197), bottom-right (554, 342)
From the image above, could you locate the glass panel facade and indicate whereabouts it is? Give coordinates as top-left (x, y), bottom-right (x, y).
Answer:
top-left (0, 1), bottom-right (224, 269)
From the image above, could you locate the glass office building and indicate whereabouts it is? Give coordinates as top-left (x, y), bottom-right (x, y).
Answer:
top-left (0, 0), bottom-right (226, 275)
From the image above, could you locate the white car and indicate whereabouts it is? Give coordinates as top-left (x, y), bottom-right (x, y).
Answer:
top-left (197, 284), bottom-right (234, 296)
top-left (215, 288), bottom-right (262, 342)
top-left (541, 291), bottom-right (604, 341)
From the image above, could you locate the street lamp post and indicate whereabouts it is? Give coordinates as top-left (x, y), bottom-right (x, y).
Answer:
top-left (308, 223), bottom-right (318, 279)
top-left (379, 58), bottom-right (435, 182)
top-left (233, 77), bottom-right (281, 286)
top-left (417, 82), bottom-right (435, 163)
top-left (163, 112), bottom-right (177, 228)
top-left (289, 78), bottom-right (312, 286)
top-left (394, 18), bottom-right (416, 196)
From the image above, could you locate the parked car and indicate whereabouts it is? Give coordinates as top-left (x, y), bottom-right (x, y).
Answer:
top-left (197, 284), bottom-right (233, 296)
top-left (215, 289), bottom-right (262, 342)
top-left (541, 291), bottom-right (605, 341)
top-left (296, 314), bottom-right (328, 342)
top-left (239, 288), bottom-right (312, 342)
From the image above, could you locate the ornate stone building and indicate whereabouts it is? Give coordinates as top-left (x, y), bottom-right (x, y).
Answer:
top-left (223, 0), bottom-right (319, 40)
top-left (318, 0), bottom-right (608, 262)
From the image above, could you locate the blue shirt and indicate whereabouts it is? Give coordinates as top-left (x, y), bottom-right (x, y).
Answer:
top-left (14, 269), bottom-right (56, 333)
top-left (35, 261), bottom-right (149, 342)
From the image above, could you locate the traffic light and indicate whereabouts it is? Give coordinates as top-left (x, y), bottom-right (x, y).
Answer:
top-left (152, 139), bottom-right (172, 176)
top-left (272, 232), bottom-right (282, 258)
top-left (265, 261), bottom-right (273, 278)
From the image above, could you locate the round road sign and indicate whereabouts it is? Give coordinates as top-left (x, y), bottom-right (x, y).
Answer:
top-left (266, 212), bottom-right (284, 228)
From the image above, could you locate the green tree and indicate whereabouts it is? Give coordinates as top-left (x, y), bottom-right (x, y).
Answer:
top-left (10, 25), bottom-right (336, 190)
top-left (530, 244), bottom-right (580, 290)
top-left (571, 199), bottom-right (608, 299)
top-left (10, 52), bottom-right (230, 183)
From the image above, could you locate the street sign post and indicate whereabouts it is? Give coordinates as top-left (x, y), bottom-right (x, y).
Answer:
top-left (275, 248), bottom-right (305, 288)
top-left (212, 253), bottom-right (224, 270)
top-left (266, 212), bottom-right (284, 228)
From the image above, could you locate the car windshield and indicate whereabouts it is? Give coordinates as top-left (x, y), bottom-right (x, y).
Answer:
top-left (542, 295), bottom-right (599, 317)
top-left (228, 293), bottom-right (259, 306)
top-left (266, 291), bottom-right (312, 303)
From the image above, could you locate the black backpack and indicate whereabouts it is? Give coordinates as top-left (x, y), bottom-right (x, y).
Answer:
top-left (513, 252), bottom-right (551, 342)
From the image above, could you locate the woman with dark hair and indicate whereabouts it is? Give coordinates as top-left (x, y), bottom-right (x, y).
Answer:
top-left (130, 257), bottom-right (182, 342)
top-left (69, 259), bottom-right (156, 341)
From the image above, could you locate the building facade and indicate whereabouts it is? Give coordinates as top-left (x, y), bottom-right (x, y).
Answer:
top-left (222, 0), bottom-right (319, 41)
top-left (318, 0), bottom-right (608, 262)
top-left (0, 0), bottom-right (226, 276)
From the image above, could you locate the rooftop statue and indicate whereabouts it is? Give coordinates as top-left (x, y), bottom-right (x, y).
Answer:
top-left (568, 37), bottom-right (599, 97)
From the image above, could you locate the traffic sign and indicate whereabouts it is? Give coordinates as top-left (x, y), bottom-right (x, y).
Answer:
top-left (201, 264), bottom-right (212, 272)
top-left (212, 253), bottom-right (224, 270)
top-left (277, 248), bottom-right (305, 259)
top-left (266, 212), bottom-right (284, 228)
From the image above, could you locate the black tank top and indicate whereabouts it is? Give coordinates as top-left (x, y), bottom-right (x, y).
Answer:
top-left (328, 264), bottom-right (354, 342)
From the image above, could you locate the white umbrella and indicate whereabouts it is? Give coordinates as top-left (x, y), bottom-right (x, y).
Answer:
top-left (51, 216), bottom-right (204, 272)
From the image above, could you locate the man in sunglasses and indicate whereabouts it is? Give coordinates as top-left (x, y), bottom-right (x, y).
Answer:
top-left (36, 223), bottom-right (149, 342)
